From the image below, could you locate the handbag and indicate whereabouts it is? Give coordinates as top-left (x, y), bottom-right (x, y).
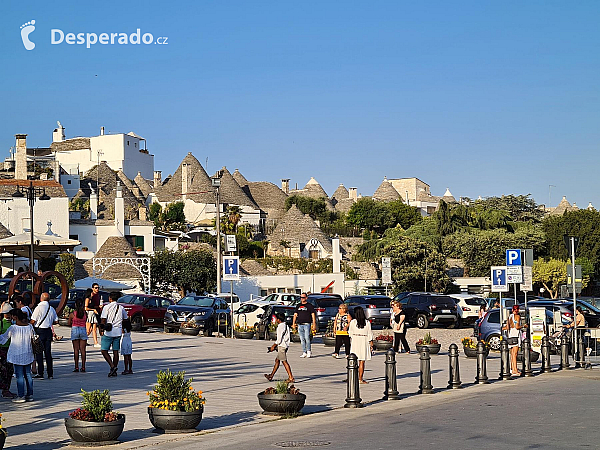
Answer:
top-left (507, 337), bottom-right (519, 345)
top-left (31, 325), bottom-right (44, 355)
top-left (101, 304), bottom-right (120, 332)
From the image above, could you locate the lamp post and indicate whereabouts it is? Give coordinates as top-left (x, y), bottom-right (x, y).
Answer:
top-left (212, 173), bottom-right (222, 294)
top-left (12, 181), bottom-right (50, 272)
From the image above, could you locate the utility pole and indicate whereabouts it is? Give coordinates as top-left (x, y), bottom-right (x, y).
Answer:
top-left (212, 173), bottom-right (222, 294)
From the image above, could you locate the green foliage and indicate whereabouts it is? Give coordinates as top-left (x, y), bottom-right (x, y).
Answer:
top-left (346, 198), bottom-right (390, 232)
top-left (148, 370), bottom-right (204, 412)
top-left (149, 202), bottom-right (186, 231)
top-left (472, 194), bottom-right (543, 222)
top-left (257, 256), bottom-right (333, 274)
top-left (80, 389), bottom-right (113, 422)
top-left (434, 200), bottom-right (467, 236)
top-left (386, 200), bottom-right (423, 230)
top-left (533, 257), bottom-right (592, 299)
top-left (343, 262), bottom-right (359, 280)
top-left (285, 195), bottom-right (327, 221)
top-left (55, 253), bottom-right (75, 288)
top-left (151, 249), bottom-right (216, 296)
top-left (275, 380), bottom-right (289, 394)
top-left (149, 202), bottom-right (162, 227)
top-left (403, 218), bottom-right (442, 251)
top-left (69, 198), bottom-right (90, 219)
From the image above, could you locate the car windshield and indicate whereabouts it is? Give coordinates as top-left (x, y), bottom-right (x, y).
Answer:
top-left (573, 300), bottom-right (600, 314)
top-left (360, 298), bottom-right (390, 307)
top-left (177, 297), bottom-right (214, 307)
top-left (118, 295), bottom-right (135, 304)
top-left (464, 297), bottom-right (487, 306)
top-left (431, 296), bottom-right (454, 305)
top-left (316, 299), bottom-right (342, 308)
top-left (274, 307), bottom-right (295, 317)
top-left (0, 280), bottom-right (11, 294)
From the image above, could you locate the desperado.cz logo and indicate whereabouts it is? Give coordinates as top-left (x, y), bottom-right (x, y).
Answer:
top-left (20, 19), bottom-right (168, 50)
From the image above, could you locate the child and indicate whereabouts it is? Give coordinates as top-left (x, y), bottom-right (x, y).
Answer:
top-left (264, 312), bottom-right (294, 383)
top-left (121, 318), bottom-right (133, 375)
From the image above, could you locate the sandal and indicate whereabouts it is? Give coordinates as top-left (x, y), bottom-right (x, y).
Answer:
top-left (264, 374), bottom-right (273, 381)
top-left (73, 368), bottom-right (79, 372)
top-left (121, 370), bottom-right (129, 375)
top-left (80, 368), bottom-right (86, 373)
top-left (285, 378), bottom-right (295, 383)
top-left (359, 380), bottom-right (369, 384)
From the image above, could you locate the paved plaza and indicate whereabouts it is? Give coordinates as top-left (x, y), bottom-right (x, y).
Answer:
top-left (2, 325), bottom-right (567, 449)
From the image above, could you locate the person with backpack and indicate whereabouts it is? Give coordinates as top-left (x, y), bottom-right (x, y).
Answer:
top-left (264, 312), bottom-right (294, 383)
top-left (30, 293), bottom-right (58, 380)
top-left (68, 298), bottom-right (88, 373)
top-left (0, 309), bottom-right (35, 402)
top-left (100, 292), bottom-right (128, 377)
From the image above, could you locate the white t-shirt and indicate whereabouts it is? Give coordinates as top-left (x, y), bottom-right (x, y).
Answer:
top-left (100, 302), bottom-right (129, 338)
top-left (275, 322), bottom-right (290, 349)
top-left (31, 302), bottom-right (58, 329)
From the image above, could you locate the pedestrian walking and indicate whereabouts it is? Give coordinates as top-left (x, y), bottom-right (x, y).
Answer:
top-left (100, 292), bottom-right (128, 377)
top-left (30, 292), bottom-right (58, 380)
top-left (348, 306), bottom-right (373, 384)
top-left (121, 318), bottom-right (133, 375)
top-left (68, 298), bottom-right (88, 373)
top-left (85, 286), bottom-right (101, 348)
top-left (264, 312), bottom-right (294, 382)
top-left (292, 293), bottom-right (317, 358)
top-left (332, 303), bottom-right (351, 358)
top-left (0, 303), bottom-right (16, 398)
top-left (391, 301), bottom-right (410, 354)
top-left (503, 305), bottom-right (524, 375)
top-left (0, 309), bottom-right (35, 403)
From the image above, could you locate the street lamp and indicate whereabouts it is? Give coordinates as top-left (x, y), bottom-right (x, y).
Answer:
top-left (212, 172), bottom-right (223, 294)
top-left (12, 182), bottom-right (51, 272)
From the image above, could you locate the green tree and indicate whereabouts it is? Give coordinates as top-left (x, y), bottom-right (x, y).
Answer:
top-left (162, 202), bottom-right (186, 231)
top-left (385, 200), bottom-right (422, 230)
top-left (346, 198), bottom-right (389, 233)
top-left (285, 195), bottom-right (328, 221)
top-left (472, 194), bottom-right (543, 222)
top-left (149, 202), bottom-right (163, 228)
top-left (55, 253), bottom-right (75, 288)
top-left (151, 249), bottom-right (216, 297)
top-left (533, 258), bottom-right (567, 299)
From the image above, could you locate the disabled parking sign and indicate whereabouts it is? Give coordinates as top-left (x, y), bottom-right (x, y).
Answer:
top-left (491, 266), bottom-right (509, 292)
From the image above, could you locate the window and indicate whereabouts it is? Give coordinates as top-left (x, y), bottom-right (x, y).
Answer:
top-left (126, 235), bottom-right (145, 251)
top-left (134, 142), bottom-right (137, 148)
top-left (147, 298), bottom-right (159, 308)
top-left (70, 235), bottom-right (78, 240)
top-left (487, 311), bottom-right (500, 324)
top-left (127, 140), bottom-right (130, 145)
top-left (408, 296), bottom-right (419, 305)
top-left (238, 304), bottom-right (259, 314)
top-left (260, 289), bottom-right (267, 297)
top-left (67, 180), bottom-right (72, 184)
top-left (309, 249), bottom-right (319, 259)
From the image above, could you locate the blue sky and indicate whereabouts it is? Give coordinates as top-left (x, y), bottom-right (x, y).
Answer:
top-left (1, 1), bottom-right (599, 208)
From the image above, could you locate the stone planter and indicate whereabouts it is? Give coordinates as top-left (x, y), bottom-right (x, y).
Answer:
top-left (322, 336), bottom-right (336, 347)
top-left (415, 343), bottom-right (441, 355)
top-left (373, 340), bottom-right (394, 351)
top-left (181, 327), bottom-right (200, 336)
top-left (463, 346), bottom-right (490, 358)
top-left (58, 318), bottom-right (70, 327)
top-left (269, 331), bottom-right (278, 341)
top-left (64, 414), bottom-right (125, 443)
top-left (148, 407), bottom-right (203, 433)
top-left (517, 350), bottom-right (540, 363)
top-left (234, 331), bottom-right (255, 339)
top-left (257, 392), bottom-right (306, 416)
top-left (291, 333), bottom-right (313, 343)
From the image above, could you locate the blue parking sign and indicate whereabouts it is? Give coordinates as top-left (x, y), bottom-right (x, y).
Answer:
top-left (506, 249), bottom-right (522, 266)
top-left (491, 266), bottom-right (509, 292)
top-left (223, 256), bottom-right (240, 281)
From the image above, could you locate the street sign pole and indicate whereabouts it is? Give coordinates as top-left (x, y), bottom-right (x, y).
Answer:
top-left (571, 237), bottom-right (577, 363)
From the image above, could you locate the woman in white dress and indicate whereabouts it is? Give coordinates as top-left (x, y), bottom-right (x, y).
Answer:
top-left (502, 305), bottom-right (524, 375)
top-left (0, 309), bottom-right (35, 402)
top-left (348, 306), bottom-right (373, 384)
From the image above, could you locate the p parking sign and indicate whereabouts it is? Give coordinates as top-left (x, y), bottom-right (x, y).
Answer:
top-left (491, 266), bottom-right (509, 292)
top-left (506, 249), bottom-right (522, 266)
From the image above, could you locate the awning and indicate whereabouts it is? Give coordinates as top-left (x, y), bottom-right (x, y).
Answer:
top-left (0, 232), bottom-right (80, 259)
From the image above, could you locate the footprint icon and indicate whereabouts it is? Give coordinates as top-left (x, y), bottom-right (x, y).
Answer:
top-left (20, 20), bottom-right (36, 50)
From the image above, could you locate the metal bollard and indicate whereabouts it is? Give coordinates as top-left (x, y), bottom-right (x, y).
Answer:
top-left (499, 339), bottom-right (512, 380)
top-left (475, 340), bottom-right (489, 384)
top-left (383, 348), bottom-right (400, 400)
top-left (419, 346), bottom-right (434, 394)
top-left (447, 343), bottom-right (462, 389)
top-left (344, 353), bottom-right (362, 408)
top-left (559, 336), bottom-right (570, 370)
top-left (522, 338), bottom-right (533, 377)
top-left (541, 336), bottom-right (551, 373)
top-left (576, 334), bottom-right (585, 369)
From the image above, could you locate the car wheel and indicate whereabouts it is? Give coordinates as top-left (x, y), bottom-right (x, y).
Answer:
top-left (131, 315), bottom-right (143, 332)
top-left (163, 326), bottom-right (173, 333)
top-left (487, 334), bottom-right (502, 351)
top-left (203, 321), bottom-right (214, 337)
top-left (417, 314), bottom-right (429, 329)
top-left (448, 318), bottom-right (460, 329)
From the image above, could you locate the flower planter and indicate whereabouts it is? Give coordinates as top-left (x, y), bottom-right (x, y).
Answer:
top-left (322, 336), bottom-right (336, 347)
top-left (58, 318), bottom-right (70, 327)
top-left (257, 392), bottom-right (306, 416)
top-left (415, 343), bottom-right (441, 355)
top-left (291, 334), bottom-right (313, 343)
top-left (269, 331), bottom-right (278, 341)
top-left (64, 414), bottom-right (125, 443)
top-left (373, 340), bottom-right (394, 351)
top-left (517, 350), bottom-right (540, 363)
top-left (148, 407), bottom-right (203, 433)
top-left (463, 346), bottom-right (489, 358)
top-left (234, 331), bottom-right (255, 339)
top-left (181, 327), bottom-right (200, 336)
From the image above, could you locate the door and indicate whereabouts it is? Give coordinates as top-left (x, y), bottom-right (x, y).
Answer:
top-left (145, 297), bottom-right (162, 325)
top-left (404, 295), bottom-right (420, 322)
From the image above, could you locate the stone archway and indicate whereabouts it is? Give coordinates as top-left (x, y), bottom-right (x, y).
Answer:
top-left (92, 257), bottom-right (151, 294)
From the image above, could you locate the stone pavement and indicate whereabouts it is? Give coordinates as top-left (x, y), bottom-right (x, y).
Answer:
top-left (2, 326), bottom-right (549, 449)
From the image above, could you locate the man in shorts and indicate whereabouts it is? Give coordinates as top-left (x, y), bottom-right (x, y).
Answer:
top-left (264, 312), bottom-right (294, 382)
top-left (100, 292), bottom-right (128, 377)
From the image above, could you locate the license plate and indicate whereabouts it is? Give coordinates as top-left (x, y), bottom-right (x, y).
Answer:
top-left (177, 317), bottom-right (186, 322)
top-left (381, 310), bottom-right (390, 314)
top-left (443, 310), bottom-right (451, 313)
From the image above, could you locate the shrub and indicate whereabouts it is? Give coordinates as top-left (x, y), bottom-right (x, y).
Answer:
top-left (148, 370), bottom-right (204, 412)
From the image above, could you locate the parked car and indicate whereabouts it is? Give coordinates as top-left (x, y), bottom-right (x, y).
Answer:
top-left (344, 295), bottom-right (392, 328)
top-left (261, 293), bottom-right (300, 305)
top-left (164, 296), bottom-right (230, 336)
top-left (210, 293), bottom-right (241, 312)
top-left (49, 288), bottom-right (110, 311)
top-left (0, 278), bottom-right (63, 304)
top-left (256, 304), bottom-right (296, 340)
top-left (400, 293), bottom-right (459, 329)
top-left (306, 295), bottom-right (343, 330)
top-left (234, 300), bottom-right (274, 328)
top-left (526, 300), bottom-right (573, 323)
top-left (118, 293), bottom-right (174, 331)
top-left (447, 294), bottom-right (488, 326)
top-left (567, 299), bottom-right (600, 328)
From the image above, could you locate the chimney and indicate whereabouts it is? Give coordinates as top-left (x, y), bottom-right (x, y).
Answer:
top-left (181, 163), bottom-right (189, 200)
top-left (15, 134), bottom-right (27, 180)
top-left (349, 187), bottom-right (358, 201)
top-left (115, 181), bottom-right (125, 236)
top-left (90, 186), bottom-right (98, 220)
top-left (281, 179), bottom-right (290, 195)
top-left (52, 160), bottom-right (61, 181)
top-left (153, 170), bottom-right (162, 187)
top-left (332, 237), bottom-right (341, 273)
top-left (53, 122), bottom-right (65, 142)
top-left (138, 206), bottom-right (147, 221)
top-left (100, 126), bottom-right (105, 136)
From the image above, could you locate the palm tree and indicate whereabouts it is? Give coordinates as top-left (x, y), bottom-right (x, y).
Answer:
top-left (227, 206), bottom-right (242, 232)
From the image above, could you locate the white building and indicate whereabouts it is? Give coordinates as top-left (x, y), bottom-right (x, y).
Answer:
top-left (51, 122), bottom-right (154, 181)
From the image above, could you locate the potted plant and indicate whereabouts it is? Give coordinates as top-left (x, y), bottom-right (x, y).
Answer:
top-left (461, 337), bottom-right (489, 358)
top-left (258, 380), bottom-right (306, 416)
top-left (268, 322), bottom-right (278, 341)
top-left (373, 334), bottom-right (394, 351)
top-left (181, 320), bottom-right (200, 336)
top-left (147, 369), bottom-right (205, 433)
top-left (415, 332), bottom-right (441, 355)
top-left (64, 389), bottom-right (125, 443)
top-left (322, 320), bottom-right (336, 346)
top-left (234, 324), bottom-right (255, 339)
top-left (0, 413), bottom-right (7, 449)
top-left (58, 306), bottom-right (74, 327)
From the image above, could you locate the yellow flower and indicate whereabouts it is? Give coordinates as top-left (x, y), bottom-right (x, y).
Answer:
top-left (184, 398), bottom-right (188, 401)
top-left (189, 386), bottom-right (193, 390)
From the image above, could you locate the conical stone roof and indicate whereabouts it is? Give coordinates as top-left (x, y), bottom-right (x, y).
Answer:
top-left (214, 167), bottom-right (258, 209)
top-left (84, 236), bottom-right (141, 280)
top-left (373, 180), bottom-right (400, 202)
top-left (232, 169), bottom-right (249, 188)
top-left (267, 204), bottom-right (332, 253)
top-left (155, 153), bottom-right (205, 202)
top-left (245, 182), bottom-right (287, 219)
top-left (331, 184), bottom-right (349, 202)
top-left (442, 188), bottom-right (457, 203)
top-left (550, 196), bottom-right (576, 216)
top-left (134, 172), bottom-right (152, 199)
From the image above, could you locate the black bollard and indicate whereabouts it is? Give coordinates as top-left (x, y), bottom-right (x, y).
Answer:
top-left (475, 340), bottom-right (489, 384)
top-left (576, 333), bottom-right (585, 369)
top-left (383, 348), bottom-right (400, 400)
top-left (344, 353), bottom-right (362, 408)
top-left (541, 336), bottom-right (551, 373)
top-left (419, 346), bottom-right (434, 394)
top-left (522, 338), bottom-right (533, 377)
top-left (447, 343), bottom-right (462, 389)
top-left (499, 339), bottom-right (512, 380)
top-left (559, 336), bottom-right (570, 370)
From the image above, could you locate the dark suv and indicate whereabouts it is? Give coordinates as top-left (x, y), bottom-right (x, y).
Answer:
top-left (256, 304), bottom-right (296, 340)
top-left (164, 296), bottom-right (230, 336)
top-left (307, 295), bottom-right (343, 330)
top-left (344, 295), bottom-right (392, 327)
top-left (49, 288), bottom-right (110, 310)
top-left (400, 293), bottom-right (459, 329)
